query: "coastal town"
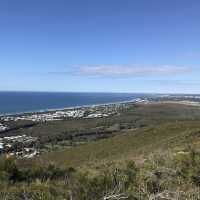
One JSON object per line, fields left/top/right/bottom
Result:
{"left": 0, "top": 102, "right": 134, "bottom": 158}
{"left": 0, "top": 101, "right": 132, "bottom": 122}
{"left": 0, "top": 122, "right": 8, "bottom": 132}
{"left": 2, "top": 109, "right": 86, "bottom": 122}
{"left": 0, "top": 134, "right": 39, "bottom": 158}
{"left": 0, "top": 96, "right": 199, "bottom": 160}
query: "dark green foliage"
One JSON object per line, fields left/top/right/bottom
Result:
{"left": 0, "top": 158, "right": 74, "bottom": 184}
{"left": 0, "top": 157, "right": 22, "bottom": 183}
{"left": 2, "top": 148, "right": 200, "bottom": 199}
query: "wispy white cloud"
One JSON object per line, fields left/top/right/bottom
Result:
{"left": 149, "top": 79, "right": 200, "bottom": 85}
{"left": 72, "top": 64, "right": 191, "bottom": 77}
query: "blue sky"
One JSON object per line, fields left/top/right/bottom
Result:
{"left": 0, "top": 0, "right": 200, "bottom": 93}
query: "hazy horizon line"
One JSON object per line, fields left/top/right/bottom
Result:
{"left": 0, "top": 90, "right": 200, "bottom": 95}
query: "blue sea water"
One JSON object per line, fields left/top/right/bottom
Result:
{"left": 0, "top": 92, "right": 146, "bottom": 115}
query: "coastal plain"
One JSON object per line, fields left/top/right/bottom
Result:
{"left": 2, "top": 99, "right": 200, "bottom": 199}
{"left": 1, "top": 100, "right": 200, "bottom": 166}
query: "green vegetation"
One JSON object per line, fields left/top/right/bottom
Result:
{"left": 2, "top": 146, "right": 200, "bottom": 199}
{"left": 36, "top": 120, "right": 200, "bottom": 167}
{"left": 2, "top": 103, "right": 200, "bottom": 199}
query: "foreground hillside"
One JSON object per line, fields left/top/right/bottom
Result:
{"left": 1, "top": 141, "right": 200, "bottom": 199}
{"left": 1, "top": 103, "right": 200, "bottom": 199}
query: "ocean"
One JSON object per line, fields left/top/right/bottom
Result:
{"left": 0, "top": 92, "right": 146, "bottom": 116}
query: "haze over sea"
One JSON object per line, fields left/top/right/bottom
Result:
{"left": 0, "top": 92, "right": 144, "bottom": 116}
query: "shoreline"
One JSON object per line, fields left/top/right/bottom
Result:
{"left": 0, "top": 98, "right": 139, "bottom": 117}
{"left": 1, "top": 98, "right": 200, "bottom": 118}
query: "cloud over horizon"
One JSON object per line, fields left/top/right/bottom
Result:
{"left": 50, "top": 65, "right": 192, "bottom": 77}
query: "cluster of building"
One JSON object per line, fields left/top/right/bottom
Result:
{"left": 85, "top": 105, "right": 118, "bottom": 118}
{"left": 0, "top": 135, "right": 39, "bottom": 158}
{"left": 84, "top": 113, "right": 110, "bottom": 119}
{"left": 1, "top": 110, "right": 86, "bottom": 122}
{"left": 0, "top": 123, "right": 8, "bottom": 132}
{"left": 134, "top": 98, "right": 149, "bottom": 103}
{"left": 1, "top": 104, "right": 121, "bottom": 122}
{"left": 84, "top": 103, "right": 121, "bottom": 119}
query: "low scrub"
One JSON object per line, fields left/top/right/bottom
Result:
{"left": 1, "top": 146, "right": 200, "bottom": 199}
